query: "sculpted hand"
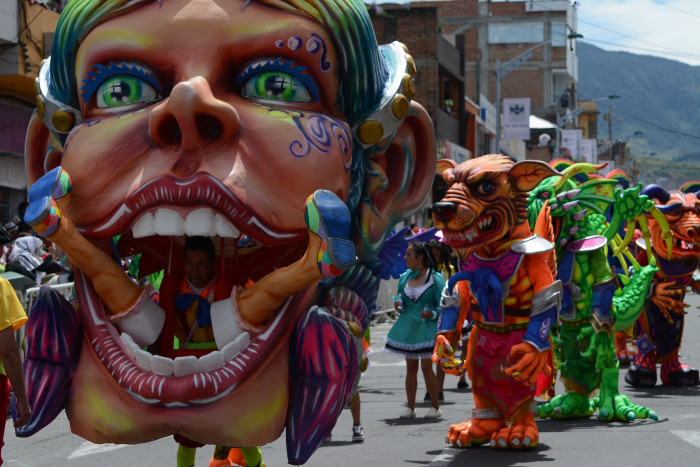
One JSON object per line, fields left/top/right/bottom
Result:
{"left": 433, "top": 333, "right": 465, "bottom": 375}
{"left": 651, "top": 282, "right": 685, "bottom": 321}
{"left": 504, "top": 342, "right": 551, "bottom": 385}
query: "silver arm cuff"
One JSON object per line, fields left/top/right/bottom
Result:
{"left": 531, "top": 280, "right": 563, "bottom": 317}
{"left": 440, "top": 284, "right": 461, "bottom": 308}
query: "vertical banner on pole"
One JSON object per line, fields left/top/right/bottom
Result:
{"left": 561, "top": 129, "right": 583, "bottom": 159}
{"left": 502, "top": 98, "right": 531, "bottom": 141}
{"left": 581, "top": 139, "right": 597, "bottom": 164}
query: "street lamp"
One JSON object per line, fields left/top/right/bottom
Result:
{"left": 495, "top": 32, "right": 583, "bottom": 154}
{"left": 554, "top": 93, "right": 620, "bottom": 158}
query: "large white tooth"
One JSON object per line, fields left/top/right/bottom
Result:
{"left": 134, "top": 349, "right": 152, "bottom": 372}
{"left": 132, "top": 212, "right": 155, "bottom": 239}
{"left": 173, "top": 355, "right": 199, "bottom": 377}
{"left": 151, "top": 355, "right": 174, "bottom": 376}
{"left": 222, "top": 332, "right": 250, "bottom": 361}
{"left": 215, "top": 214, "right": 240, "bottom": 238}
{"left": 120, "top": 333, "right": 139, "bottom": 358}
{"left": 154, "top": 208, "right": 185, "bottom": 236}
{"left": 198, "top": 350, "right": 225, "bottom": 372}
{"left": 186, "top": 208, "right": 215, "bottom": 236}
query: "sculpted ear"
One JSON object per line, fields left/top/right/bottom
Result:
{"left": 507, "top": 160, "right": 559, "bottom": 193}
{"left": 25, "top": 112, "right": 63, "bottom": 187}
{"left": 436, "top": 159, "right": 458, "bottom": 185}
{"left": 353, "top": 101, "right": 436, "bottom": 261}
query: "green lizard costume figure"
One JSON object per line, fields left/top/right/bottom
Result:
{"left": 526, "top": 162, "right": 669, "bottom": 421}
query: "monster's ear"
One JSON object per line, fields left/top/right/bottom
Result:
{"left": 25, "top": 112, "right": 63, "bottom": 187}
{"left": 507, "top": 160, "right": 559, "bottom": 193}
{"left": 353, "top": 101, "right": 436, "bottom": 261}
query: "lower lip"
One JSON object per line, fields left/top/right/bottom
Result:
{"left": 74, "top": 268, "right": 304, "bottom": 406}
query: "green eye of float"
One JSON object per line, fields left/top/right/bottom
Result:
{"left": 96, "top": 75, "right": 158, "bottom": 108}
{"left": 242, "top": 71, "right": 311, "bottom": 102}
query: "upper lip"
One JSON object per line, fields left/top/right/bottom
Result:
{"left": 76, "top": 173, "right": 306, "bottom": 246}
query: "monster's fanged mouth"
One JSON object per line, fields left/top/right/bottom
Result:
{"left": 674, "top": 237, "right": 698, "bottom": 251}
{"left": 73, "top": 174, "right": 311, "bottom": 406}
{"left": 443, "top": 215, "right": 500, "bottom": 247}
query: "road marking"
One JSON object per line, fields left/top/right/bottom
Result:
{"left": 68, "top": 441, "right": 129, "bottom": 459}
{"left": 428, "top": 448, "right": 457, "bottom": 466}
{"left": 368, "top": 361, "right": 405, "bottom": 367}
{"left": 671, "top": 430, "right": 700, "bottom": 449}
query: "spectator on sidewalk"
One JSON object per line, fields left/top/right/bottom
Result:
{"left": 384, "top": 242, "right": 445, "bottom": 419}
{"left": 0, "top": 225, "right": 31, "bottom": 464}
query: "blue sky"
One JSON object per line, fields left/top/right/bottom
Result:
{"left": 373, "top": 0, "right": 700, "bottom": 66}
{"left": 576, "top": 0, "right": 700, "bottom": 66}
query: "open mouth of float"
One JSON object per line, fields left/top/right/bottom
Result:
{"left": 442, "top": 214, "right": 501, "bottom": 248}
{"left": 74, "top": 173, "right": 309, "bottom": 407}
{"left": 668, "top": 234, "right": 700, "bottom": 258}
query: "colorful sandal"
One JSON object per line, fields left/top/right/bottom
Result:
{"left": 25, "top": 166, "right": 72, "bottom": 237}
{"left": 304, "top": 190, "right": 355, "bottom": 277}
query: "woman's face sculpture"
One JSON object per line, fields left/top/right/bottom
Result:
{"left": 25, "top": 0, "right": 437, "bottom": 454}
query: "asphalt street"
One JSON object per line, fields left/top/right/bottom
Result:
{"left": 4, "top": 292, "right": 700, "bottom": 466}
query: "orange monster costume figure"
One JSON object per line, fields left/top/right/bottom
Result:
{"left": 626, "top": 183, "right": 700, "bottom": 387}
{"left": 16, "top": 0, "right": 437, "bottom": 465}
{"left": 432, "top": 155, "right": 562, "bottom": 449}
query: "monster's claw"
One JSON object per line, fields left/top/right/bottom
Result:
{"left": 25, "top": 166, "right": 72, "bottom": 237}
{"left": 305, "top": 190, "right": 355, "bottom": 277}
{"left": 648, "top": 410, "right": 659, "bottom": 421}
{"left": 537, "top": 393, "right": 594, "bottom": 419}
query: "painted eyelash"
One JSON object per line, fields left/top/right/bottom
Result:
{"left": 80, "top": 61, "right": 163, "bottom": 104}
{"left": 236, "top": 58, "right": 320, "bottom": 102}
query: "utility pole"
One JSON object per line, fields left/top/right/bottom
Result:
{"left": 605, "top": 104, "right": 613, "bottom": 140}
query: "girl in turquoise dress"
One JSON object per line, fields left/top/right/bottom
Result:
{"left": 385, "top": 242, "right": 445, "bottom": 418}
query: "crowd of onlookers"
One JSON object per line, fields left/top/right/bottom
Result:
{"left": 1, "top": 202, "right": 71, "bottom": 285}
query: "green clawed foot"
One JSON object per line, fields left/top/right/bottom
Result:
{"left": 594, "top": 393, "right": 657, "bottom": 422}
{"left": 536, "top": 392, "right": 594, "bottom": 419}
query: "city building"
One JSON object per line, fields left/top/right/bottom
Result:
{"left": 375, "top": 0, "right": 583, "bottom": 161}
{"left": 0, "top": 0, "right": 60, "bottom": 222}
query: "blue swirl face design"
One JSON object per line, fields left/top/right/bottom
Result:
{"left": 237, "top": 58, "right": 320, "bottom": 103}
{"left": 80, "top": 62, "right": 163, "bottom": 108}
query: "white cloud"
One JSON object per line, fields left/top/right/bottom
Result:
{"left": 575, "top": 0, "right": 700, "bottom": 65}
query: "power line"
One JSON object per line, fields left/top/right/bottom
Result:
{"left": 576, "top": 16, "right": 700, "bottom": 62}
{"left": 577, "top": 92, "right": 700, "bottom": 141}
{"left": 533, "top": 1, "right": 700, "bottom": 65}
{"left": 613, "top": 108, "right": 700, "bottom": 141}
{"left": 581, "top": 38, "right": 700, "bottom": 64}
{"left": 651, "top": 0, "right": 700, "bottom": 21}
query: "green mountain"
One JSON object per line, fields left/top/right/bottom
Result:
{"left": 577, "top": 42, "right": 700, "bottom": 173}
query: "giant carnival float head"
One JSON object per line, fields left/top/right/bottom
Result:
{"left": 639, "top": 182, "right": 700, "bottom": 270}
{"left": 20, "top": 0, "right": 436, "bottom": 463}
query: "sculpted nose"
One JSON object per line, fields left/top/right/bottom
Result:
{"left": 148, "top": 77, "right": 241, "bottom": 151}
{"left": 432, "top": 202, "right": 457, "bottom": 222}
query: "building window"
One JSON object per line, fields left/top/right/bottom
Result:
{"left": 552, "top": 70, "right": 570, "bottom": 107}
{"left": 488, "top": 23, "right": 544, "bottom": 44}
{"left": 551, "top": 23, "right": 567, "bottom": 47}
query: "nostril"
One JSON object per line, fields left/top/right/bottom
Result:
{"left": 195, "top": 114, "right": 223, "bottom": 142}
{"left": 157, "top": 114, "right": 182, "bottom": 146}
{"left": 432, "top": 202, "right": 457, "bottom": 221}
